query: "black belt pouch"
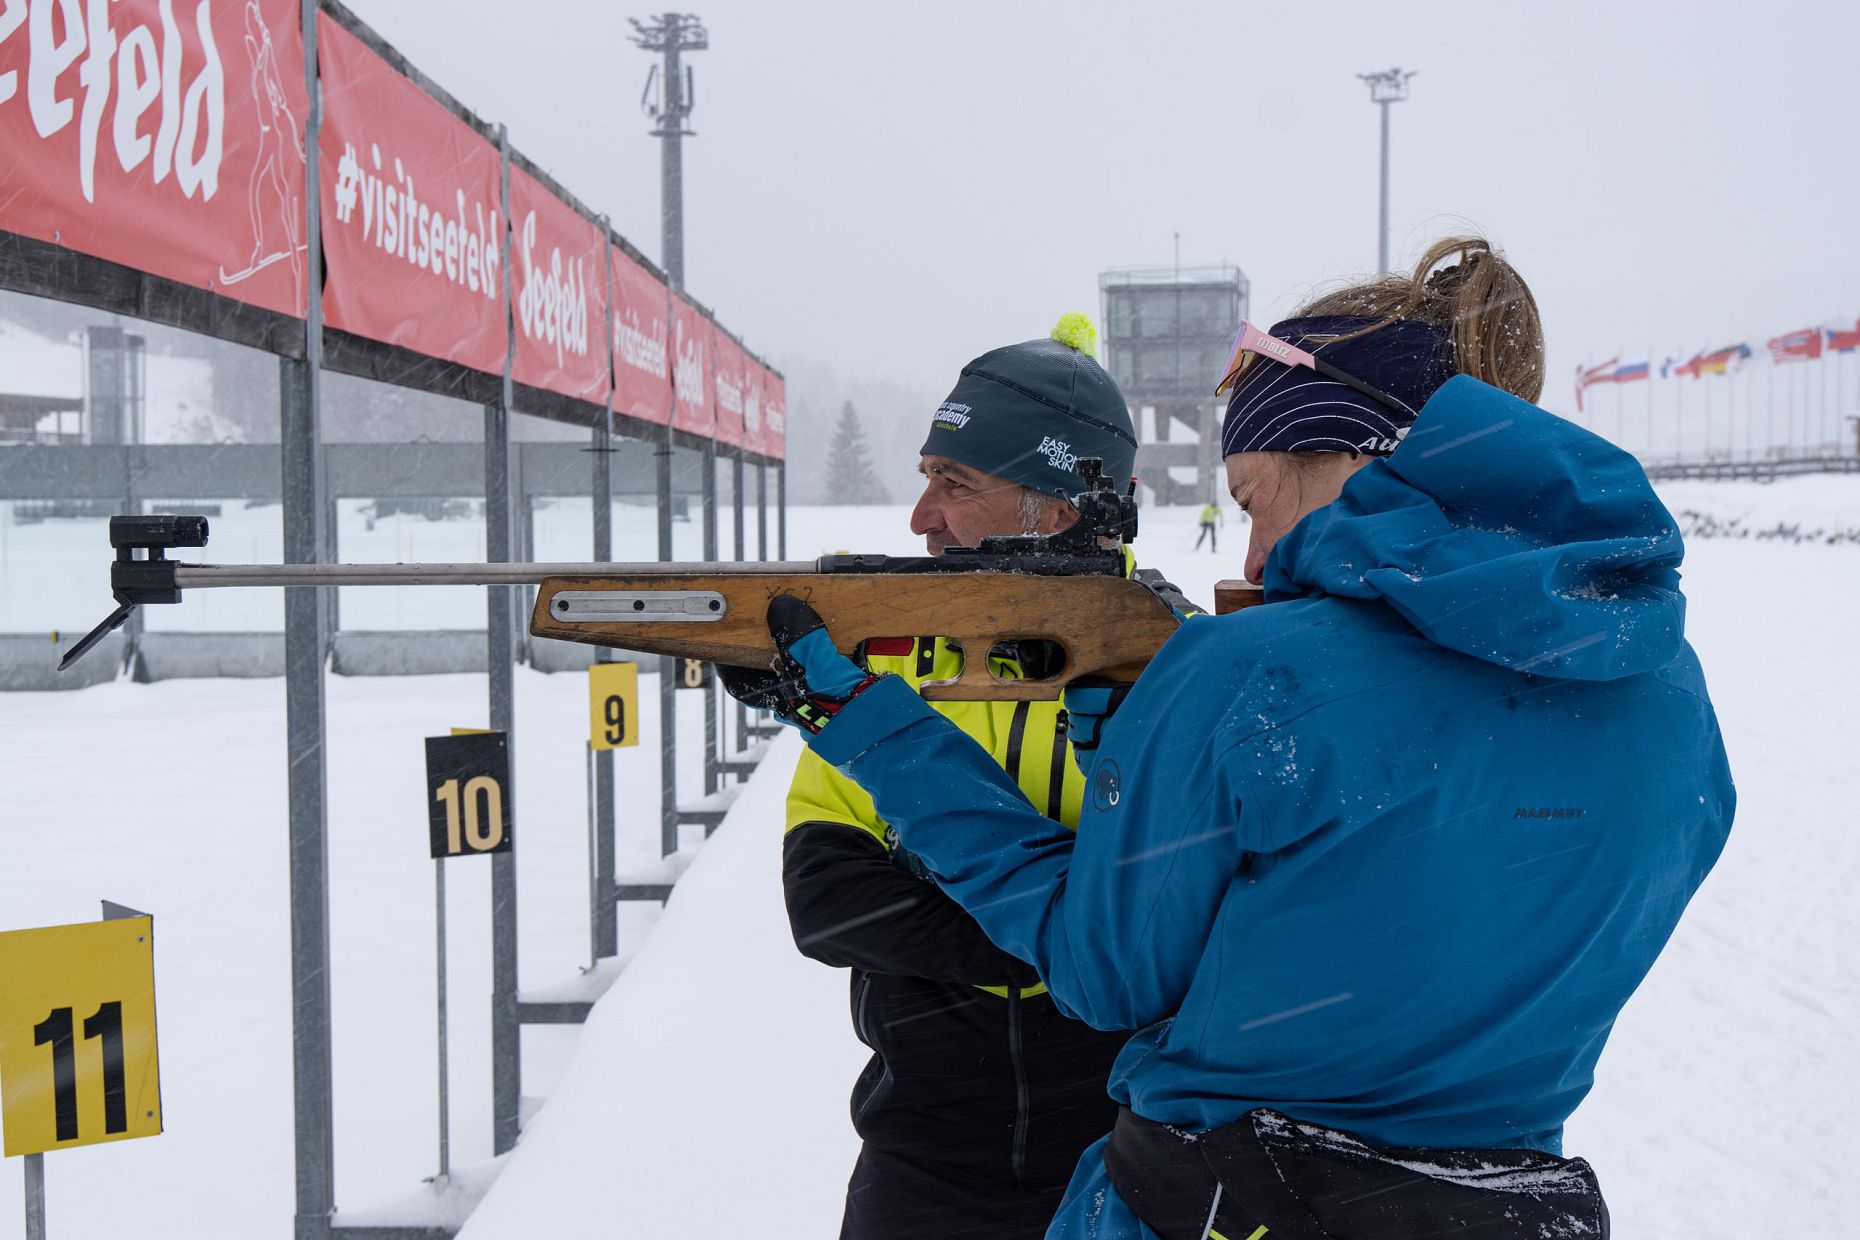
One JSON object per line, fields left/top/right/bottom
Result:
{"left": 1103, "top": 1106, "right": 1609, "bottom": 1240}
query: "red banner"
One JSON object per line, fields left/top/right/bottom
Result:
{"left": 510, "top": 167, "right": 606, "bottom": 404}
{"left": 0, "top": 0, "right": 309, "bottom": 318}
{"left": 761, "top": 370, "right": 786, "bottom": 461}
{"left": 670, "top": 296, "right": 713, "bottom": 436}
{"left": 710, "top": 328, "right": 748, "bottom": 450}
{"left": 317, "top": 13, "right": 503, "bottom": 374}
{"left": 740, "top": 360, "right": 765, "bottom": 457}
{"left": 609, "top": 243, "right": 670, "bottom": 426}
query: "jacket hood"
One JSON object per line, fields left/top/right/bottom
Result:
{"left": 1264, "top": 375, "right": 1687, "bottom": 681}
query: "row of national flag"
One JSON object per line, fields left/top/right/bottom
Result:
{"left": 1575, "top": 316, "right": 1860, "bottom": 410}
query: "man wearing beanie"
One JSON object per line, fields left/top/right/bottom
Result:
{"left": 778, "top": 315, "right": 1139, "bottom": 1240}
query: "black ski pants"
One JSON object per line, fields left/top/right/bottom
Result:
{"left": 840, "top": 1144, "right": 1067, "bottom": 1240}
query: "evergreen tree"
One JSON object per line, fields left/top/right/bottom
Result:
{"left": 824, "top": 400, "right": 890, "bottom": 504}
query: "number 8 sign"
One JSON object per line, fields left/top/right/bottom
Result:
{"left": 0, "top": 917, "right": 162, "bottom": 1156}
{"left": 425, "top": 732, "right": 513, "bottom": 858}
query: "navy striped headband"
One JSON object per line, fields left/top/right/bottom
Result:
{"left": 1220, "top": 315, "right": 1455, "bottom": 457}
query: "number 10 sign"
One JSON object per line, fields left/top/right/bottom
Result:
{"left": 0, "top": 916, "right": 162, "bottom": 1157}
{"left": 425, "top": 732, "right": 513, "bottom": 859}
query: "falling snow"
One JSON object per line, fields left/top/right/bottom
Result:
{"left": 0, "top": 493, "right": 1853, "bottom": 1237}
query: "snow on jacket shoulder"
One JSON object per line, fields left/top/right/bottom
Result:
{"left": 815, "top": 375, "right": 1734, "bottom": 1164}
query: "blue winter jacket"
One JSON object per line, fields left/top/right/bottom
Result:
{"left": 809, "top": 375, "right": 1734, "bottom": 1238}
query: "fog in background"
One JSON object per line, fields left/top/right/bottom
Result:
{"left": 348, "top": 0, "right": 1859, "bottom": 497}
{"left": 9, "top": 0, "right": 1854, "bottom": 498}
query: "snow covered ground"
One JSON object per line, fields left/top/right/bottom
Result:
{"left": 0, "top": 486, "right": 1856, "bottom": 1238}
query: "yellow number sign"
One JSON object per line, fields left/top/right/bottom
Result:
{"left": 0, "top": 917, "right": 162, "bottom": 1157}
{"left": 589, "top": 662, "right": 640, "bottom": 751}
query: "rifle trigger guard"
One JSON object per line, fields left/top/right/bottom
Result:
{"left": 549, "top": 590, "right": 728, "bottom": 622}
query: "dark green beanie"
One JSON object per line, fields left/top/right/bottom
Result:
{"left": 920, "top": 316, "right": 1137, "bottom": 497}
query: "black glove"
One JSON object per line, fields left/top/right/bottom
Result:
{"left": 1133, "top": 567, "right": 1206, "bottom": 620}
{"left": 717, "top": 595, "right": 883, "bottom": 735}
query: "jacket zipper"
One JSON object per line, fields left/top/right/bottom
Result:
{"left": 1007, "top": 983, "right": 1030, "bottom": 1188}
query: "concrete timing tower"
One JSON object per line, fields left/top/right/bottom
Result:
{"left": 1101, "top": 263, "right": 1250, "bottom": 507}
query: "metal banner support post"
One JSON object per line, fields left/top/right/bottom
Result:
{"left": 757, "top": 461, "right": 768, "bottom": 558}
{"left": 24, "top": 1153, "right": 44, "bottom": 1240}
{"left": 731, "top": 454, "right": 747, "bottom": 757}
{"left": 585, "top": 742, "right": 599, "bottom": 967}
{"left": 488, "top": 123, "right": 522, "bottom": 1157}
{"left": 434, "top": 860, "right": 450, "bottom": 1186}
{"left": 288, "top": 3, "right": 335, "bottom": 1237}
{"left": 590, "top": 223, "right": 617, "bottom": 959}
{"left": 656, "top": 434, "right": 677, "bottom": 859}
{"left": 701, "top": 444, "right": 719, "bottom": 796}
{"left": 778, "top": 461, "right": 788, "bottom": 558}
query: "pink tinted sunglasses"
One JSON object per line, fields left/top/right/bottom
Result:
{"left": 1217, "top": 320, "right": 1411, "bottom": 418}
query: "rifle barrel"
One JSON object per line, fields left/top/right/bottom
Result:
{"left": 169, "top": 561, "right": 818, "bottom": 589}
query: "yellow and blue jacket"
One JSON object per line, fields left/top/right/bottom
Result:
{"left": 783, "top": 635, "right": 1130, "bottom": 1191}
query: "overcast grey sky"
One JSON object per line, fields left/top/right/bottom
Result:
{"left": 360, "top": 0, "right": 1860, "bottom": 416}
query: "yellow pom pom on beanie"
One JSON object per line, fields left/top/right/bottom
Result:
{"left": 1050, "top": 312, "right": 1098, "bottom": 359}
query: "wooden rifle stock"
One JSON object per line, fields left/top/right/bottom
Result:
{"left": 1213, "top": 580, "right": 1266, "bottom": 615}
{"left": 530, "top": 570, "right": 1190, "bottom": 702}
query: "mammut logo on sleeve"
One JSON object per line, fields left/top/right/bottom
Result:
{"left": 1514, "top": 807, "right": 1586, "bottom": 820}
{"left": 1091, "top": 759, "right": 1122, "bottom": 811}
{"left": 931, "top": 402, "right": 972, "bottom": 430}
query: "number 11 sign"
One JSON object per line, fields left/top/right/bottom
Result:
{"left": 0, "top": 916, "right": 162, "bottom": 1157}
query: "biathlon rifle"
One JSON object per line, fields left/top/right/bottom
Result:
{"left": 58, "top": 458, "right": 1261, "bottom": 701}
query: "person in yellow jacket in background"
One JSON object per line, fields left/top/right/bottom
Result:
{"left": 1194, "top": 498, "right": 1223, "bottom": 551}
{"left": 780, "top": 317, "right": 1138, "bottom": 1239}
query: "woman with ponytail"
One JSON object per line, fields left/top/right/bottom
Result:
{"left": 745, "top": 236, "right": 1733, "bottom": 1238}
{"left": 1221, "top": 238, "right": 1548, "bottom": 587}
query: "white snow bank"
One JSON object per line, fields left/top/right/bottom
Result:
{"left": 457, "top": 730, "right": 866, "bottom": 1240}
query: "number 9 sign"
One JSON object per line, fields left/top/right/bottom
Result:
{"left": 588, "top": 662, "right": 640, "bottom": 751}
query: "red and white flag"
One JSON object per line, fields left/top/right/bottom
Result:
{"left": 1574, "top": 358, "right": 1618, "bottom": 412}
{"left": 1767, "top": 327, "right": 1823, "bottom": 364}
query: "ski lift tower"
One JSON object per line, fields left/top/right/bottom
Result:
{"left": 1101, "top": 263, "right": 1249, "bottom": 506}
